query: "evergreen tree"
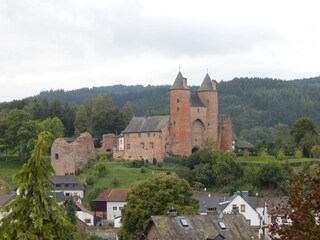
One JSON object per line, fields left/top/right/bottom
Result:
{"left": 65, "top": 196, "right": 77, "bottom": 225}
{"left": 0, "top": 132, "right": 80, "bottom": 240}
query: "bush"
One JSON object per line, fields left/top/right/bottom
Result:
{"left": 276, "top": 149, "right": 286, "bottom": 160}
{"left": 124, "top": 159, "right": 144, "bottom": 168}
{"left": 112, "top": 178, "right": 119, "bottom": 186}
{"left": 156, "top": 162, "right": 163, "bottom": 168}
{"left": 294, "top": 148, "right": 303, "bottom": 159}
{"left": 94, "top": 163, "right": 107, "bottom": 177}
{"left": 86, "top": 175, "right": 96, "bottom": 186}
{"left": 140, "top": 166, "right": 146, "bottom": 173}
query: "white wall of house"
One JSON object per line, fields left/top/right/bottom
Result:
{"left": 114, "top": 216, "right": 122, "bottom": 228}
{"left": 59, "top": 190, "right": 84, "bottom": 199}
{"left": 106, "top": 201, "right": 126, "bottom": 221}
{"left": 223, "top": 195, "right": 260, "bottom": 227}
{"left": 76, "top": 211, "right": 94, "bottom": 226}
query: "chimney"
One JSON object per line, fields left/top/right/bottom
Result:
{"left": 241, "top": 190, "right": 249, "bottom": 202}
{"left": 168, "top": 208, "right": 177, "bottom": 217}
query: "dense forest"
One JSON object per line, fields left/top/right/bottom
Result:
{"left": 1, "top": 76, "right": 320, "bottom": 144}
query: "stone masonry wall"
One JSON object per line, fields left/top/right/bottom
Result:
{"left": 51, "top": 132, "right": 96, "bottom": 175}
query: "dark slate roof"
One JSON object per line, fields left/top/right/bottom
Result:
{"left": 123, "top": 116, "right": 169, "bottom": 133}
{"left": 170, "top": 71, "right": 189, "bottom": 90}
{"left": 142, "top": 214, "right": 258, "bottom": 240}
{"left": 193, "top": 191, "right": 230, "bottom": 213}
{"left": 198, "top": 73, "right": 215, "bottom": 91}
{"left": 190, "top": 93, "right": 205, "bottom": 107}
{"left": 236, "top": 140, "right": 255, "bottom": 149}
{"left": 46, "top": 191, "right": 66, "bottom": 203}
{"left": 48, "top": 175, "right": 85, "bottom": 191}
{"left": 0, "top": 192, "right": 16, "bottom": 206}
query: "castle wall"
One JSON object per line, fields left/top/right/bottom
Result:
{"left": 169, "top": 90, "right": 191, "bottom": 156}
{"left": 198, "top": 90, "right": 219, "bottom": 144}
{"left": 100, "top": 134, "right": 117, "bottom": 152}
{"left": 218, "top": 115, "right": 233, "bottom": 151}
{"left": 51, "top": 132, "right": 96, "bottom": 175}
{"left": 116, "top": 125, "right": 169, "bottom": 161}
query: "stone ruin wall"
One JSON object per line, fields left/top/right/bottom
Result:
{"left": 51, "top": 132, "right": 96, "bottom": 175}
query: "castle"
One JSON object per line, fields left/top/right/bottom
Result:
{"left": 51, "top": 71, "right": 232, "bottom": 175}
{"left": 113, "top": 71, "right": 233, "bottom": 161}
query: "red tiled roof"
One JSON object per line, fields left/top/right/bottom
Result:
{"left": 94, "top": 188, "right": 130, "bottom": 202}
{"left": 75, "top": 201, "right": 94, "bottom": 215}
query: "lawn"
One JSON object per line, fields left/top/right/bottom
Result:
{"left": 77, "top": 161, "right": 174, "bottom": 189}
{"left": 0, "top": 156, "right": 22, "bottom": 182}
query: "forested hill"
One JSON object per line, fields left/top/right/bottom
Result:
{"left": 1, "top": 77, "right": 320, "bottom": 142}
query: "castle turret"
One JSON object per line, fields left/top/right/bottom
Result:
{"left": 197, "top": 73, "right": 219, "bottom": 144}
{"left": 168, "top": 72, "right": 191, "bottom": 155}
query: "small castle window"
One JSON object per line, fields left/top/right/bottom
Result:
{"left": 149, "top": 142, "right": 154, "bottom": 149}
{"left": 55, "top": 154, "right": 59, "bottom": 160}
{"left": 147, "top": 133, "right": 150, "bottom": 137}
{"left": 197, "top": 108, "right": 199, "bottom": 112}
{"left": 177, "top": 107, "right": 179, "bottom": 112}
{"left": 208, "top": 123, "right": 210, "bottom": 126}
{"left": 173, "top": 121, "right": 176, "bottom": 126}
{"left": 127, "top": 144, "right": 131, "bottom": 150}
{"left": 138, "top": 133, "right": 141, "bottom": 137}
{"left": 140, "top": 142, "right": 145, "bottom": 149}
{"left": 177, "top": 98, "right": 180, "bottom": 103}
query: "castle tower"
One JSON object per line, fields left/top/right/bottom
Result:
{"left": 168, "top": 71, "right": 192, "bottom": 155}
{"left": 197, "top": 73, "right": 219, "bottom": 145}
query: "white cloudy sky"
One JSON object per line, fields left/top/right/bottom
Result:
{"left": 1, "top": 0, "right": 320, "bottom": 102}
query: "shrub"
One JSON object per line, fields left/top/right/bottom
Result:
{"left": 86, "top": 175, "right": 96, "bottom": 186}
{"left": 112, "top": 178, "right": 119, "bottom": 186}
{"left": 124, "top": 159, "right": 144, "bottom": 168}
{"left": 294, "top": 148, "right": 303, "bottom": 159}
{"left": 276, "top": 149, "right": 286, "bottom": 160}
{"left": 94, "top": 163, "right": 107, "bottom": 177}
{"left": 140, "top": 166, "right": 146, "bottom": 173}
{"left": 157, "top": 162, "right": 163, "bottom": 168}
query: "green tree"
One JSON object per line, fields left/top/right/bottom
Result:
{"left": 118, "top": 172, "right": 198, "bottom": 240}
{"left": 65, "top": 196, "right": 77, "bottom": 225}
{"left": 257, "top": 163, "right": 285, "bottom": 188}
{"left": 38, "top": 117, "right": 65, "bottom": 139}
{"left": 311, "top": 145, "right": 320, "bottom": 158}
{"left": 272, "top": 123, "right": 294, "bottom": 154}
{"left": 0, "top": 132, "right": 79, "bottom": 239}
{"left": 290, "top": 117, "right": 318, "bottom": 145}
{"left": 269, "top": 166, "right": 320, "bottom": 239}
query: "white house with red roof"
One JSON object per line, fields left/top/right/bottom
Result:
{"left": 93, "top": 188, "right": 130, "bottom": 221}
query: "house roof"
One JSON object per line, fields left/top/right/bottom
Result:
{"left": 236, "top": 140, "right": 255, "bottom": 149}
{"left": 46, "top": 191, "right": 66, "bottom": 203}
{"left": 198, "top": 73, "right": 215, "bottom": 92}
{"left": 266, "top": 197, "right": 289, "bottom": 214}
{"left": 48, "top": 175, "right": 85, "bottom": 191}
{"left": 193, "top": 191, "right": 230, "bottom": 213}
{"left": 0, "top": 192, "right": 16, "bottom": 206}
{"left": 123, "top": 116, "right": 169, "bottom": 133}
{"left": 141, "top": 214, "right": 258, "bottom": 240}
{"left": 190, "top": 93, "right": 206, "bottom": 107}
{"left": 170, "top": 71, "right": 189, "bottom": 90}
{"left": 75, "top": 201, "right": 94, "bottom": 215}
{"left": 94, "top": 188, "right": 130, "bottom": 202}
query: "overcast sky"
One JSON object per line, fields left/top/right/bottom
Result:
{"left": 1, "top": 0, "right": 320, "bottom": 102}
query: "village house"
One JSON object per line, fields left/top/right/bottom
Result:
{"left": 194, "top": 190, "right": 267, "bottom": 239}
{"left": 48, "top": 175, "right": 85, "bottom": 202}
{"left": 75, "top": 201, "right": 95, "bottom": 227}
{"left": 93, "top": 188, "right": 130, "bottom": 222}
{"left": 140, "top": 209, "right": 258, "bottom": 240}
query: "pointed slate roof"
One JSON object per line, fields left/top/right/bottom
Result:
{"left": 190, "top": 93, "right": 205, "bottom": 107}
{"left": 123, "top": 116, "right": 169, "bottom": 133}
{"left": 198, "top": 73, "right": 214, "bottom": 91}
{"left": 170, "top": 72, "right": 189, "bottom": 90}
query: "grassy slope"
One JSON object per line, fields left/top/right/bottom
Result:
{"left": 0, "top": 157, "right": 22, "bottom": 182}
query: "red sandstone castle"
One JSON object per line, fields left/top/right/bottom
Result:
{"left": 51, "top": 72, "right": 233, "bottom": 175}
{"left": 113, "top": 71, "right": 233, "bottom": 161}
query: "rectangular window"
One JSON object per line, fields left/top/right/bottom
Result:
{"left": 119, "top": 207, "right": 122, "bottom": 210}
{"left": 113, "top": 206, "right": 117, "bottom": 211}
{"left": 56, "top": 184, "right": 61, "bottom": 187}
{"left": 177, "top": 107, "right": 179, "bottom": 112}
{"left": 149, "top": 142, "right": 154, "bottom": 149}
{"left": 65, "top": 193, "right": 70, "bottom": 197}
{"left": 140, "top": 142, "right": 145, "bottom": 149}
{"left": 241, "top": 204, "right": 246, "bottom": 212}
{"left": 127, "top": 144, "right": 130, "bottom": 150}
{"left": 55, "top": 153, "right": 59, "bottom": 160}
{"left": 85, "top": 219, "right": 91, "bottom": 224}
{"left": 177, "top": 98, "right": 180, "bottom": 103}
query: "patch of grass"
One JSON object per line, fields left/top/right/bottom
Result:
{"left": 237, "top": 155, "right": 317, "bottom": 164}
{"left": 0, "top": 156, "right": 22, "bottom": 182}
